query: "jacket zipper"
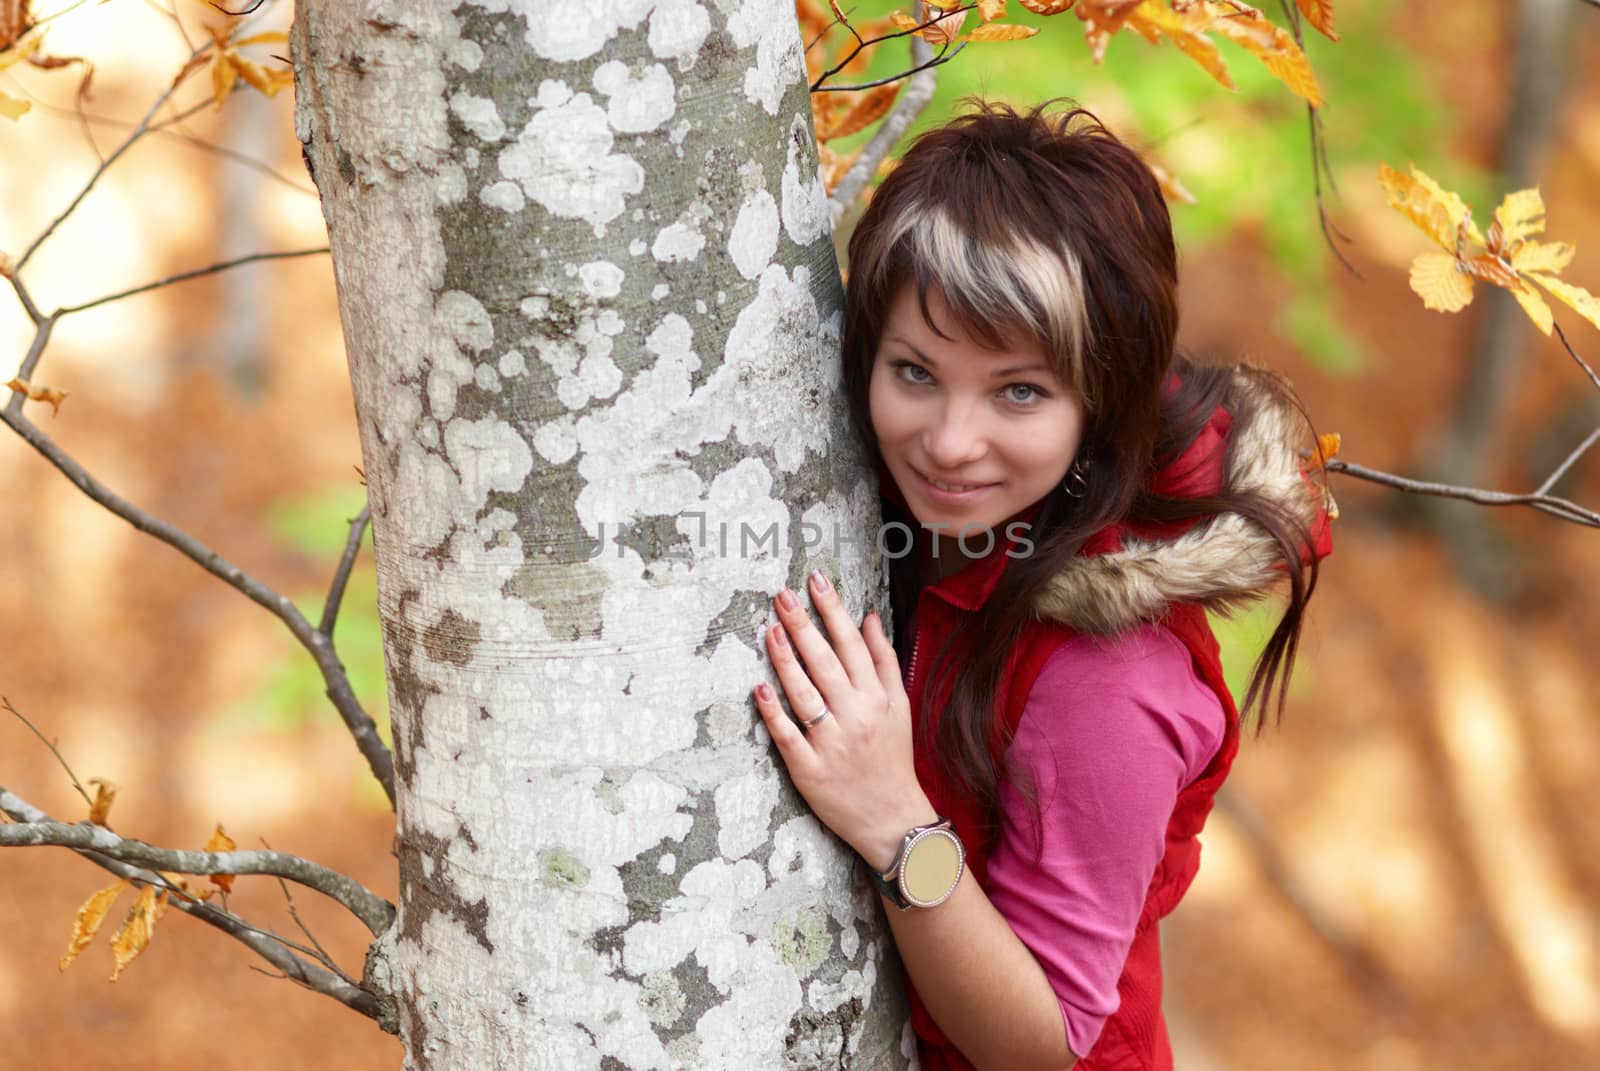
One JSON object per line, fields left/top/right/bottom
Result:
{"left": 903, "top": 604, "right": 923, "bottom": 698}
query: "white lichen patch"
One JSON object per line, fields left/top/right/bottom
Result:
{"left": 578, "top": 260, "right": 625, "bottom": 299}
{"left": 713, "top": 765, "right": 780, "bottom": 860}
{"left": 593, "top": 60, "right": 676, "bottom": 134}
{"left": 647, "top": 0, "right": 712, "bottom": 67}
{"left": 505, "top": 0, "right": 655, "bottom": 63}
{"left": 652, "top": 220, "right": 705, "bottom": 263}
{"left": 499, "top": 85, "right": 643, "bottom": 236}
{"left": 499, "top": 349, "right": 527, "bottom": 377}
{"left": 726, "top": 0, "right": 806, "bottom": 116}
{"left": 781, "top": 113, "right": 829, "bottom": 248}
{"left": 527, "top": 289, "right": 626, "bottom": 411}
{"left": 481, "top": 180, "right": 526, "bottom": 213}
{"left": 729, "top": 188, "right": 779, "bottom": 280}
{"left": 449, "top": 90, "right": 506, "bottom": 141}
{"left": 650, "top": 283, "right": 669, "bottom": 300}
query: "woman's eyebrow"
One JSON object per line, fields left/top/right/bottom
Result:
{"left": 884, "top": 335, "right": 1053, "bottom": 378}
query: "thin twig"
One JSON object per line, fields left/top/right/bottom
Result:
{"left": 1325, "top": 458, "right": 1600, "bottom": 527}
{"left": 812, "top": 42, "right": 965, "bottom": 94}
{"left": 320, "top": 506, "right": 371, "bottom": 637}
{"left": 1553, "top": 322, "right": 1600, "bottom": 394}
{"left": 56, "top": 247, "right": 329, "bottom": 317}
{"left": 5, "top": 314, "right": 58, "bottom": 419}
{"left": 13, "top": 42, "right": 211, "bottom": 275}
{"left": 829, "top": 33, "right": 939, "bottom": 216}
{"left": 0, "top": 787, "right": 391, "bottom": 1027}
{"left": 809, "top": 3, "right": 973, "bottom": 91}
{"left": 0, "top": 409, "right": 398, "bottom": 806}
{"left": 1536, "top": 427, "right": 1600, "bottom": 495}
{"left": 1, "top": 697, "right": 93, "bottom": 808}
{"left": 263, "top": 833, "right": 360, "bottom": 987}
{"left": 0, "top": 801, "right": 394, "bottom": 936}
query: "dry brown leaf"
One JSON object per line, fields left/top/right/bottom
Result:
{"left": 210, "top": 49, "right": 238, "bottom": 108}
{"left": 59, "top": 880, "right": 128, "bottom": 972}
{"left": 4, "top": 376, "right": 68, "bottom": 415}
{"left": 109, "top": 885, "right": 159, "bottom": 981}
{"left": 918, "top": 3, "right": 970, "bottom": 45}
{"left": 1075, "top": 0, "right": 1143, "bottom": 62}
{"left": 87, "top": 777, "right": 117, "bottom": 825}
{"left": 818, "top": 81, "right": 901, "bottom": 140}
{"left": 1018, "top": 0, "right": 1078, "bottom": 14}
{"left": 978, "top": 0, "right": 1008, "bottom": 21}
{"left": 1295, "top": 0, "right": 1337, "bottom": 40}
{"left": 967, "top": 22, "right": 1039, "bottom": 40}
{"left": 0, "top": 250, "right": 13, "bottom": 277}
{"left": 205, "top": 824, "right": 237, "bottom": 894}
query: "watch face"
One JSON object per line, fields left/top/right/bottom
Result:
{"left": 903, "top": 829, "right": 962, "bottom": 905}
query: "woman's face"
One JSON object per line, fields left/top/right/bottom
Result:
{"left": 868, "top": 282, "right": 1086, "bottom": 538}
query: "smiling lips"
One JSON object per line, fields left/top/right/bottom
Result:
{"left": 914, "top": 466, "right": 997, "bottom": 497}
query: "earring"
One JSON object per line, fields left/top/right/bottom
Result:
{"left": 1062, "top": 457, "right": 1089, "bottom": 499}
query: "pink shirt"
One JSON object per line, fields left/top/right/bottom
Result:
{"left": 984, "top": 623, "right": 1226, "bottom": 1058}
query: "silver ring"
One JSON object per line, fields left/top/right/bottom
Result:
{"left": 799, "top": 707, "right": 832, "bottom": 730}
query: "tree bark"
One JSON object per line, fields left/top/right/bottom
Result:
{"left": 291, "top": 2, "right": 908, "bottom": 1068}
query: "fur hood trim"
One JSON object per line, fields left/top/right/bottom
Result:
{"left": 1032, "top": 365, "right": 1333, "bottom": 636}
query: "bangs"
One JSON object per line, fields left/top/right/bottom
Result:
{"left": 876, "top": 202, "right": 1094, "bottom": 406}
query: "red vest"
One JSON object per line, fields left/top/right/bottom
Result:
{"left": 896, "top": 516, "right": 1240, "bottom": 1071}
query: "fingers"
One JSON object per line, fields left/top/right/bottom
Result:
{"left": 804, "top": 570, "right": 878, "bottom": 691}
{"left": 861, "top": 611, "right": 908, "bottom": 701}
{"left": 751, "top": 681, "right": 814, "bottom": 767}
{"left": 765, "top": 620, "right": 836, "bottom": 735}
{"left": 771, "top": 585, "right": 853, "bottom": 706}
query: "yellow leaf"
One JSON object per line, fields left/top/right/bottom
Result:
{"left": 979, "top": 0, "right": 1008, "bottom": 21}
{"left": 210, "top": 51, "right": 237, "bottom": 109}
{"left": 1529, "top": 273, "right": 1600, "bottom": 333}
{"left": 4, "top": 376, "right": 68, "bottom": 415}
{"left": 1203, "top": 2, "right": 1322, "bottom": 108}
{"left": 109, "top": 885, "right": 159, "bottom": 981}
{"left": 1409, "top": 252, "right": 1474, "bottom": 313}
{"left": 1511, "top": 280, "right": 1554, "bottom": 336}
{"left": 889, "top": 10, "right": 921, "bottom": 33}
{"left": 204, "top": 824, "right": 237, "bottom": 894}
{"left": 966, "top": 22, "right": 1039, "bottom": 40}
{"left": 1134, "top": 3, "right": 1233, "bottom": 90}
{"left": 59, "top": 880, "right": 128, "bottom": 972}
{"left": 1378, "top": 162, "right": 1483, "bottom": 252}
{"left": 1510, "top": 239, "right": 1574, "bottom": 276}
{"left": 0, "top": 91, "right": 28, "bottom": 120}
{"left": 231, "top": 31, "right": 289, "bottom": 48}
{"left": 1148, "top": 161, "right": 1197, "bottom": 205}
{"left": 1492, "top": 187, "right": 1545, "bottom": 249}
{"left": 0, "top": 32, "right": 43, "bottom": 73}
{"left": 1295, "top": 0, "right": 1338, "bottom": 40}
{"left": 88, "top": 777, "right": 117, "bottom": 825}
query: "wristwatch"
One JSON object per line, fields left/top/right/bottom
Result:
{"left": 868, "top": 817, "right": 965, "bottom": 910}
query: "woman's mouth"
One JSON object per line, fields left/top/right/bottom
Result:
{"left": 912, "top": 466, "right": 996, "bottom": 502}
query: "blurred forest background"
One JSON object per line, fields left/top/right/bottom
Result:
{"left": 3, "top": 0, "right": 1599, "bottom": 1067}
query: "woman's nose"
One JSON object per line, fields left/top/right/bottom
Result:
{"left": 923, "top": 402, "right": 987, "bottom": 468}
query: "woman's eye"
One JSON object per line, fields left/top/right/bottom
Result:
{"left": 1003, "top": 383, "right": 1045, "bottom": 405}
{"left": 894, "top": 361, "right": 933, "bottom": 385}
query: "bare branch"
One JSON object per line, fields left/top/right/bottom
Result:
{"left": 1325, "top": 458, "right": 1600, "bottom": 527}
{"left": 1536, "top": 427, "right": 1600, "bottom": 496}
{"left": 829, "top": 33, "right": 938, "bottom": 217}
{"left": 12, "top": 42, "right": 211, "bottom": 276}
{"left": 0, "top": 787, "right": 393, "bottom": 1028}
{"left": 264, "top": 836, "right": 362, "bottom": 988}
{"left": 0, "top": 797, "right": 393, "bottom": 935}
{"left": 321, "top": 505, "right": 371, "bottom": 637}
{"left": 811, "top": 41, "right": 965, "bottom": 94}
{"left": 1553, "top": 322, "right": 1600, "bottom": 394}
{"left": 0, "top": 409, "right": 398, "bottom": 806}
{"left": 809, "top": 3, "right": 973, "bottom": 92}
{"left": 4, "top": 315, "right": 56, "bottom": 421}
{"left": 2, "top": 697, "right": 93, "bottom": 809}
{"left": 55, "top": 247, "right": 329, "bottom": 317}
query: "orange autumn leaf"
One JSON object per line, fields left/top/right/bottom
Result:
{"left": 1308, "top": 432, "right": 1341, "bottom": 470}
{"left": 1295, "top": 0, "right": 1338, "bottom": 41}
{"left": 1201, "top": 2, "right": 1322, "bottom": 108}
{"left": 978, "top": 0, "right": 1008, "bottom": 20}
{"left": 109, "top": 885, "right": 160, "bottom": 981}
{"left": 87, "top": 777, "right": 117, "bottom": 826}
{"left": 5, "top": 376, "right": 68, "bottom": 416}
{"left": 1147, "top": 160, "right": 1196, "bottom": 205}
{"left": 204, "top": 824, "right": 238, "bottom": 894}
{"left": 817, "top": 81, "right": 901, "bottom": 141}
{"left": 1018, "top": 0, "right": 1078, "bottom": 12}
{"left": 59, "top": 880, "right": 128, "bottom": 972}
{"left": 966, "top": 22, "right": 1039, "bottom": 41}
{"left": 1381, "top": 164, "right": 1600, "bottom": 336}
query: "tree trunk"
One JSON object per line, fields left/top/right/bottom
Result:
{"left": 291, "top": 2, "right": 909, "bottom": 1068}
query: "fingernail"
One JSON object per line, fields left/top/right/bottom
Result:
{"left": 777, "top": 589, "right": 799, "bottom": 611}
{"left": 770, "top": 624, "right": 788, "bottom": 649}
{"left": 755, "top": 682, "right": 773, "bottom": 701}
{"left": 810, "top": 569, "right": 831, "bottom": 594}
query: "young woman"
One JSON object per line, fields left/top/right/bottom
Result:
{"left": 750, "top": 102, "right": 1334, "bottom": 1071}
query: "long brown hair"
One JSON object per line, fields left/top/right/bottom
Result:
{"left": 841, "top": 100, "right": 1320, "bottom": 847}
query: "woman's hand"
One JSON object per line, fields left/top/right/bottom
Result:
{"left": 751, "top": 570, "right": 939, "bottom": 873}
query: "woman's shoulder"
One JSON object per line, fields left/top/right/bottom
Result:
{"left": 1014, "top": 622, "right": 1226, "bottom": 787}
